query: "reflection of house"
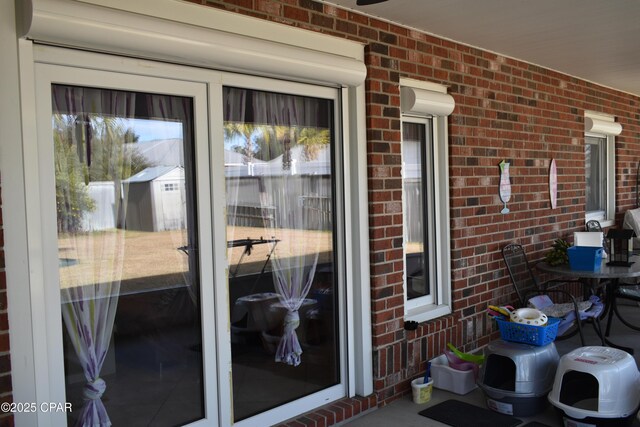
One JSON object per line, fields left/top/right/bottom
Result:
{"left": 123, "top": 166, "right": 186, "bottom": 231}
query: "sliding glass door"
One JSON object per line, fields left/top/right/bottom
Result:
{"left": 223, "top": 86, "right": 341, "bottom": 421}
{"left": 52, "top": 85, "right": 205, "bottom": 426}
{"left": 34, "top": 50, "right": 345, "bottom": 427}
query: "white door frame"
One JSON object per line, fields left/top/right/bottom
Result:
{"left": 15, "top": 43, "right": 364, "bottom": 426}
{"left": 32, "top": 50, "right": 217, "bottom": 427}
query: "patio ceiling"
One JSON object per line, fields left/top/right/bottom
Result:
{"left": 324, "top": 0, "right": 640, "bottom": 97}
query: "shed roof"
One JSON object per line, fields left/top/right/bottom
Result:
{"left": 124, "top": 166, "right": 180, "bottom": 183}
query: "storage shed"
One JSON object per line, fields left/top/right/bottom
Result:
{"left": 123, "top": 166, "right": 186, "bottom": 231}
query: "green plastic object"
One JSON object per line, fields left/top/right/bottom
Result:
{"left": 447, "top": 343, "right": 484, "bottom": 365}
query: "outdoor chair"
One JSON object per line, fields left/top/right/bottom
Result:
{"left": 585, "top": 219, "right": 604, "bottom": 232}
{"left": 501, "top": 243, "right": 605, "bottom": 346}
{"left": 603, "top": 211, "right": 640, "bottom": 334}
{"left": 585, "top": 219, "right": 609, "bottom": 254}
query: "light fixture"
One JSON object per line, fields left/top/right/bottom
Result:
{"left": 356, "top": 0, "right": 388, "bottom": 5}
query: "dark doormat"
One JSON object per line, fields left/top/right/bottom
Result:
{"left": 520, "top": 423, "right": 555, "bottom": 427}
{"left": 418, "top": 400, "right": 522, "bottom": 427}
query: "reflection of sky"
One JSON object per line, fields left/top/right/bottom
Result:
{"left": 124, "top": 118, "right": 183, "bottom": 141}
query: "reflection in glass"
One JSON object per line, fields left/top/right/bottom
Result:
{"left": 52, "top": 85, "right": 204, "bottom": 426}
{"left": 224, "top": 87, "right": 339, "bottom": 421}
{"left": 402, "top": 121, "right": 430, "bottom": 300}
{"left": 585, "top": 136, "right": 606, "bottom": 213}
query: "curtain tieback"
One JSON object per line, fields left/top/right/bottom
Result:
{"left": 83, "top": 377, "right": 106, "bottom": 401}
{"left": 283, "top": 310, "right": 300, "bottom": 333}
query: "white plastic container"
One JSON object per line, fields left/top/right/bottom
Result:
{"left": 411, "top": 377, "right": 434, "bottom": 404}
{"left": 549, "top": 346, "right": 640, "bottom": 426}
{"left": 429, "top": 353, "right": 477, "bottom": 395}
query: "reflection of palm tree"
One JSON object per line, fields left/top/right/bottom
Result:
{"left": 297, "top": 127, "right": 330, "bottom": 161}
{"left": 224, "top": 123, "right": 257, "bottom": 163}
{"left": 224, "top": 122, "right": 331, "bottom": 170}
{"left": 256, "top": 126, "right": 330, "bottom": 163}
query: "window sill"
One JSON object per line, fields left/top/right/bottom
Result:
{"left": 405, "top": 304, "right": 451, "bottom": 324}
{"left": 598, "top": 219, "right": 615, "bottom": 228}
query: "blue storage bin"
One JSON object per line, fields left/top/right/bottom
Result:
{"left": 567, "top": 246, "right": 603, "bottom": 271}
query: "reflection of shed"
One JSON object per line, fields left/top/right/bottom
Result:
{"left": 123, "top": 166, "right": 186, "bottom": 231}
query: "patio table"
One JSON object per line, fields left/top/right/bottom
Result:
{"left": 536, "top": 255, "right": 640, "bottom": 354}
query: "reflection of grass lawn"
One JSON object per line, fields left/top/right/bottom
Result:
{"left": 58, "top": 226, "right": 334, "bottom": 290}
{"left": 405, "top": 242, "right": 423, "bottom": 254}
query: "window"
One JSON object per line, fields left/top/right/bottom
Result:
{"left": 585, "top": 136, "right": 606, "bottom": 215}
{"left": 584, "top": 112, "right": 622, "bottom": 227}
{"left": 400, "top": 79, "right": 454, "bottom": 322}
{"left": 402, "top": 119, "right": 434, "bottom": 306}
{"left": 223, "top": 85, "right": 341, "bottom": 421}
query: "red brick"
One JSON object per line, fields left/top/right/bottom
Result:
{"left": 283, "top": 5, "right": 309, "bottom": 22}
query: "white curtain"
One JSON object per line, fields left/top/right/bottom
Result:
{"left": 55, "top": 87, "right": 196, "bottom": 425}
{"left": 54, "top": 85, "right": 135, "bottom": 427}
{"left": 145, "top": 94, "right": 196, "bottom": 304}
{"left": 260, "top": 169, "right": 324, "bottom": 366}
{"left": 223, "top": 88, "right": 331, "bottom": 366}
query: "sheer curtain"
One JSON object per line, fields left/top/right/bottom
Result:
{"left": 260, "top": 162, "right": 325, "bottom": 366}
{"left": 52, "top": 85, "right": 199, "bottom": 426}
{"left": 145, "top": 95, "right": 197, "bottom": 305}
{"left": 224, "top": 87, "right": 332, "bottom": 366}
{"left": 54, "top": 85, "right": 135, "bottom": 427}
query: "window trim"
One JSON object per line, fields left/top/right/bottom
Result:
{"left": 400, "top": 78, "right": 453, "bottom": 323}
{"left": 584, "top": 111, "right": 620, "bottom": 228}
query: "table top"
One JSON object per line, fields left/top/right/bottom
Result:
{"left": 537, "top": 255, "right": 640, "bottom": 279}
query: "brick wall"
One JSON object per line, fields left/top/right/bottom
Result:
{"left": 0, "top": 176, "right": 13, "bottom": 427}
{"left": 195, "top": 1, "right": 640, "bottom": 422}
{"left": 5, "top": 1, "right": 640, "bottom": 426}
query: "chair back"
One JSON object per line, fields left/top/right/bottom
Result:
{"left": 585, "top": 220, "right": 603, "bottom": 232}
{"left": 502, "top": 243, "right": 540, "bottom": 307}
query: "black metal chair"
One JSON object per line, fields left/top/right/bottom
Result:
{"left": 502, "top": 243, "right": 605, "bottom": 346}
{"left": 585, "top": 219, "right": 603, "bottom": 232}
{"left": 585, "top": 219, "right": 609, "bottom": 254}
{"left": 606, "top": 283, "right": 640, "bottom": 334}
{"left": 583, "top": 218, "right": 612, "bottom": 294}
{"left": 587, "top": 219, "right": 640, "bottom": 333}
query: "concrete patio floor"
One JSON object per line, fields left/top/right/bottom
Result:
{"left": 343, "top": 303, "right": 640, "bottom": 427}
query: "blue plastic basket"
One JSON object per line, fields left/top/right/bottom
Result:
{"left": 567, "top": 246, "right": 603, "bottom": 271}
{"left": 495, "top": 317, "right": 560, "bottom": 346}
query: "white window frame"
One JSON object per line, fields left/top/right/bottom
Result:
{"left": 584, "top": 111, "right": 621, "bottom": 228}
{"left": 402, "top": 117, "right": 436, "bottom": 309}
{"left": 400, "top": 78, "right": 453, "bottom": 323}
{"left": 6, "top": 1, "right": 373, "bottom": 425}
{"left": 215, "top": 71, "right": 347, "bottom": 427}
{"left": 33, "top": 53, "right": 218, "bottom": 427}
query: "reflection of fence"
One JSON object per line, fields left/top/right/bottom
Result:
{"left": 404, "top": 181, "right": 424, "bottom": 242}
{"left": 228, "top": 205, "right": 275, "bottom": 228}
{"left": 227, "top": 176, "right": 332, "bottom": 230}
{"left": 299, "top": 196, "right": 332, "bottom": 230}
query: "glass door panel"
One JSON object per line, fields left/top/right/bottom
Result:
{"left": 52, "top": 84, "right": 205, "bottom": 426}
{"left": 223, "top": 87, "right": 340, "bottom": 421}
